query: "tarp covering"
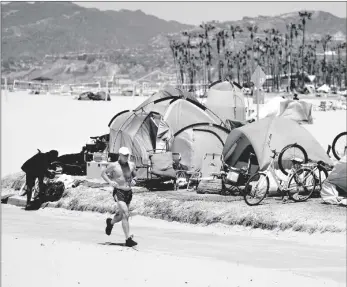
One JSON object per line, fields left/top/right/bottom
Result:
{"left": 150, "top": 152, "right": 176, "bottom": 178}
{"left": 321, "top": 156, "right": 347, "bottom": 206}
{"left": 222, "top": 117, "right": 332, "bottom": 170}
{"left": 279, "top": 100, "right": 313, "bottom": 124}
{"left": 250, "top": 98, "right": 313, "bottom": 124}
{"left": 327, "top": 155, "right": 347, "bottom": 192}
{"left": 250, "top": 97, "right": 287, "bottom": 119}
{"left": 205, "top": 81, "right": 246, "bottom": 123}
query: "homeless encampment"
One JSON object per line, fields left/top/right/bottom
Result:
{"left": 108, "top": 88, "right": 229, "bottom": 176}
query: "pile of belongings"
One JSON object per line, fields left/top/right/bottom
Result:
{"left": 320, "top": 155, "right": 347, "bottom": 206}
{"left": 20, "top": 174, "right": 84, "bottom": 203}
{"left": 51, "top": 150, "right": 88, "bottom": 176}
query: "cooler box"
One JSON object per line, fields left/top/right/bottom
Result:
{"left": 87, "top": 161, "right": 110, "bottom": 179}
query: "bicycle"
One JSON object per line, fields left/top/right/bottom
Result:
{"left": 220, "top": 153, "right": 257, "bottom": 196}
{"left": 298, "top": 159, "right": 333, "bottom": 194}
{"left": 331, "top": 131, "right": 347, "bottom": 161}
{"left": 244, "top": 146, "right": 316, "bottom": 206}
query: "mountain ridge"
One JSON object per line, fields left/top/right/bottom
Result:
{"left": 1, "top": 2, "right": 346, "bottom": 81}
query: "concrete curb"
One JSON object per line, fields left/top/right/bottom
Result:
{"left": 2, "top": 195, "right": 59, "bottom": 209}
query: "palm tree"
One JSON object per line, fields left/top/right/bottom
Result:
{"left": 286, "top": 23, "right": 300, "bottom": 90}
{"left": 224, "top": 49, "right": 233, "bottom": 80}
{"left": 298, "top": 11, "right": 312, "bottom": 88}
{"left": 247, "top": 24, "right": 258, "bottom": 74}
{"left": 168, "top": 37, "right": 181, "bottom": 84}
{"left": 321, "top": 34, "right": 332, "bottom": 84}
{"left": 197, "top": 34, "right": 207, "bottom": 87}
{"left": 199, "top": 22, "right": 215, "bottom": 83}
{"left": 336, "top": 42, "right": 346, "bottom": 88}
{"left": 228, "top": 24, "right": 243, "bottom": 51}
{"left": 234, "top": 52, "right": 242, "bottom": 84}
{"left": 213, "top": 28, "right": 223, "bottom": 80}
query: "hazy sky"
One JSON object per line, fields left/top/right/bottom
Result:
{"left": 76, "top": 1, "right": 346, "bottom": 25}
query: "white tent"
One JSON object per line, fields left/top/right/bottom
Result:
{"left": 205, "top": 81, "right": 246, "bottom": 123}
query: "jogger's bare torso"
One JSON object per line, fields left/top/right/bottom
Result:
{"left": 104, "top": 161, "right": 136, "bottom": 191}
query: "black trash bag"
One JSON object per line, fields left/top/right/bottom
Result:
{"left": 43, "top": 181, "right": 65, "bottom": 202}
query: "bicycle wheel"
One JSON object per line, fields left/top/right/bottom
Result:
{"left": 332, "top": 131, "right": 347, "bottom": 161}
{"left": 287, "top": 167, "right": 317, "bottom": 202}
{"left": 312, "top": 166, "right": 329, "bottom": 194}
{"left": 278, "top": 143, "right": 308, "bottom": 176}
{"left": 244, "top": 172, "right": 269, "bottom": 206}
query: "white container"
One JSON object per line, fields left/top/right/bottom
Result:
{"left": 87, "top": 161, "right": 110, "bottom": 179}
{"left": 227, "top": 171, "right": 239, "bottom": 183}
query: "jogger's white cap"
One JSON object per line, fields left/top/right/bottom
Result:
{"left": 119, "top": 147, "right": 131, "bottom": 155}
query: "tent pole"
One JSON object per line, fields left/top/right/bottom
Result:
{"left": 256, "top": 86, "right": 260, "bottom": 121}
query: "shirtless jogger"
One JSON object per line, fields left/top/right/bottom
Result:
{"left": 101, "top": 147, "right": 138, "bottom": 247}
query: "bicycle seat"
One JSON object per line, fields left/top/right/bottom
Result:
{"left": 317, "top": 161, "right": 334, "bottom": 170}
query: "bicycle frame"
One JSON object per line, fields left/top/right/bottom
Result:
{"left": 262, "top": 155, "right": 291, "bottom": 192}
{"left": 261, "top": 154, "right": 310, "bottom": 195}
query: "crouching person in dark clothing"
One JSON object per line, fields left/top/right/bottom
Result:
{"left": 21, "top": 150, "right": 59, "bottom": 210}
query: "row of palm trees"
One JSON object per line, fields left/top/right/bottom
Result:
{"left": 168, "top": 11, "right": 346, "bottom": 92}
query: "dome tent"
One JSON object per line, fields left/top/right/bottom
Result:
{"left": 108, "top": 110, "right": 173, "bottom": 177}
{"left": 170, "top": 123, "right": 230, "bottom": 171}
{"left": 135, "top": 87, "right": 199, "bottom": 115}
{"left": 222, "top": 116, "right": 332, "bottom": 171}
{"left": 205, "top": 80, "right": 246, "bottom": 124}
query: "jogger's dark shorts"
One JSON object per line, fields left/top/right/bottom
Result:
{"left": 113, "top": 188, "right": 133, "bottom": 205}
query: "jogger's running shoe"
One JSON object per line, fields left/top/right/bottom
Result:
{"left": 125, "top": 235, "right": 137, "bottom": 247}
{"left": 105, "top": 218, "right": 113, "bottom": 236}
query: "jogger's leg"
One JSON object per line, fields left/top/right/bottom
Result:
{"left": 117, "top": 201, "right": 130, "bottom": 240}
{"left": 111, "top": 210, "right": 123, "bottom": 225}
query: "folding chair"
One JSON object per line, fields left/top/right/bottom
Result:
{"left": 172, "top": 152, "right": 190, "bottom": 189}
{"left": 186, "top": 153, "right": 223, "bottom": 190}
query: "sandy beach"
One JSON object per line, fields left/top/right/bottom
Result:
{"left": 1, "top": 91, "right": 346, "bottom": 177}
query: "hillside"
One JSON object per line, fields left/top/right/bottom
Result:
{"left": 1, "top": 3, "right": 346, "bottom": 82}
{"left": 1, "top": 1, "right": 192, "bottom": 60}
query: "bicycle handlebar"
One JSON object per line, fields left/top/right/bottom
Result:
{"left": 270, "top": 149, "right": 279, "bottom": 158}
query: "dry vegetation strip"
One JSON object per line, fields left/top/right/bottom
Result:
{"left": 2, "top": 173, "right": 346, "bottom": 234}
